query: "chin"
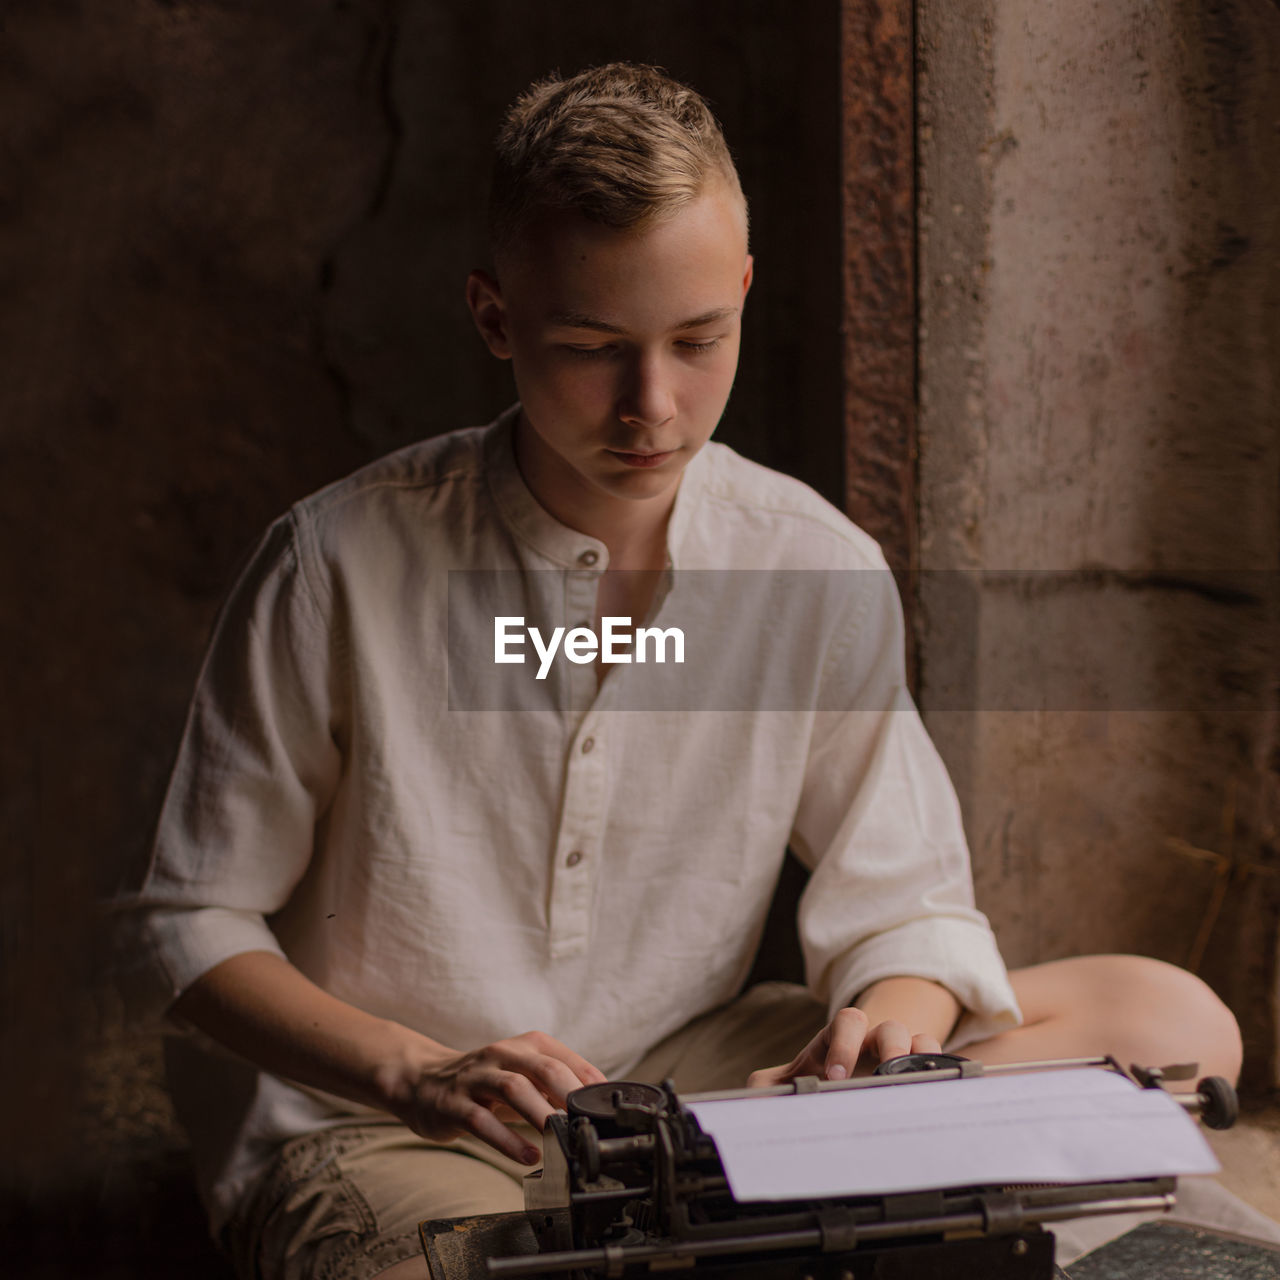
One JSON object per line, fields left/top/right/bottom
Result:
{"left": 596, "top": 467, "right": 683, "bottom": 501}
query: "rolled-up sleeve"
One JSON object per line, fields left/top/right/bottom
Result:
{"left": 109, "top": 512, "right": 343, "bottom": 1023}
{"left": 790, "top": 564, "right": 1021, "bottom": 1046}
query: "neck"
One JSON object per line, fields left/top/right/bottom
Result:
{"left": 592, "top": 499, "right": 674, "bottom": 570}
{"left": 515, "top": 420, "right": 677, "bottom": 571}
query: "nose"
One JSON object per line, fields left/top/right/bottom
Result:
{"left": 617, "top": 351, "right": 676, "bottom": 429}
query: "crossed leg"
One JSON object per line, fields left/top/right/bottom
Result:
{"left": 967, "top": 953, "right": 1243, "bottom": 1086}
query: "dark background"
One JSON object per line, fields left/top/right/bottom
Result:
{"left": 2, "top": 2, "right": 842, "bottom": 1271}
{"left": 6, "top": 1, "right": 1280, "bottom": 1274}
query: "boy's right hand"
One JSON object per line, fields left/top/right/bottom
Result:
{"left": 169, "top": 953, "right": 607, "bottom": 1170}
{"left": 390, "top": 1030, "right": 608, "bottom": 1165}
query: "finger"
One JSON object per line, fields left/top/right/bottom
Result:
{"left": 748, "top": 1016, "right": 844, "bottom": 1087}
{"left": 460, "top": 1100, "right": 542, "bottom": 1166}
{"left": 504, "top": 1051, "right": 598, "bottom": 1111}
{"left": 506, "top": 1035, "right": 609, "bottom": 1101}
{"left": 474, "top": 1067, "right": 559, "bottom": 1133}
{"left": 521, "top": 1031, "right": 610, "bottom": 1084}
{"left": 550, "top": 1046, "right": 609, "bottom": 1087}
{"left": 542, "top": 1046, "right": 610, "bottom": 1091}
{"left": 910, "top": 1032, "right": 943, "bottom": 1055}
{"left": 822, "top": 1007, "right": 870, "bottom": 1080}
{"left": 866, "top": 1020, "right": 913, "bottom": 1065}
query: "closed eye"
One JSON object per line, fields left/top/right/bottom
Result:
{"left": 563, "top": 344, "right": 618, "bottom": 360}
{"left": 561, "top": 337, "right": 725, "bottom": 359}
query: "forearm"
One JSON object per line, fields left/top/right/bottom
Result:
{"left": 167, "top": 949, "right": 606, "bottom": 1164}
{"left": 853, "top": 976, "right": 962, "bottom": 1047}
{"left": 168, "top": 950, "right": 444, "bottom": 1117}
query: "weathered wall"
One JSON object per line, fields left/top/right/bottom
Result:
{"left": 323, "top": 2, "right": 843, "bottom": 490}
{"left": 9, "top": 5, "right": 1277, "bottom": 1274}
{"left": 0, "top": 0, "right": 842, "bottom": 1264}
{"left": 917, "top": 0, "right": 1280, "bottom": 1087}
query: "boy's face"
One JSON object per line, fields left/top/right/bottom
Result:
{"left": 468, "top": 182, "right": 753, "bottom": 524}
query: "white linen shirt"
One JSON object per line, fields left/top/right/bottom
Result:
{"left": 113, "top": 406, "right": 1019, "bottom": 1231}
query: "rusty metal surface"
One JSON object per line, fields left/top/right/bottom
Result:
{"left": 840, "top": 0, "right": 918, "bottom": 687}
{"left": 421, "top": 1211, "right": 542, "bottom": 1280}
{"left": 840, "top": 0, "right": 917, "bottom": 576}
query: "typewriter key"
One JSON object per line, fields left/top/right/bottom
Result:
{"left": 873, "top": 1051, "right": 970, "bottom": 1076}
{"left": 567, "top": 1081, "right": 666, "bottom": 1124}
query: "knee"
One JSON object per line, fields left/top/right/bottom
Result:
{"left": 1096, "top": 955, "right": 1242, "bottom": 1084}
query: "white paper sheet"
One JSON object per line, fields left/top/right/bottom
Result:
{"left": 686, "top": 1068, "right": 1219, "bottom": 1203}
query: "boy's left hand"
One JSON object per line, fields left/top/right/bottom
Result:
{"left": 746, "top": 1005, "right": 943, "bottom": 1085}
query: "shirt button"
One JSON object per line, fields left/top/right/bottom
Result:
{"left": 565, "top": 850, "right": 583, "bottom": 867}
{"left": 581, "top": 737, "right": 595, "bottom": 754}
{"left": 578, "top": 549, "right": 599, "bottom": 567}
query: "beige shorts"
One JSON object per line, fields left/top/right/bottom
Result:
{"left": 220, "top": 982, "right": 828, "bottom": 1280}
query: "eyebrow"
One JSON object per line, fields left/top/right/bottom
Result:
{"left": 548, "top": 306, "right": 739, "bottom": 334}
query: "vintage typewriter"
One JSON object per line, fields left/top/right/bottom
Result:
{"left": 420, "top": 1054, "right": 1237, "bottom": 1280}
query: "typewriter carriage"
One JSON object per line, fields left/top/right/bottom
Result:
{"left": 491, "top": 1057, "right": 1236, "bottom": 1280}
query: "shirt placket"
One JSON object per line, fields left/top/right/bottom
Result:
{"left": 548, "top": 548, "right": 608, "bottom": 958}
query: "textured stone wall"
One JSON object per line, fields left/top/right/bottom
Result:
{"left": 7, "top": 4, "right": 1277, "bottom": 1271}
{"left": 2, "top": 0, "right": 385, "bottom": 1218}
{"left": 917, "top": 0, "right": 1280, "bottom": 1087}
{"left": 0, "top": 0, "right": 843, "bottom": 1257}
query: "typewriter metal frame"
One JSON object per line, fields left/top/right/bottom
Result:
{"left": 481, "top": 1056, "right": 1236, "bottom": 1280}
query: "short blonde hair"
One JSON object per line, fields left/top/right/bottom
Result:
{"left": 489, "top": 62, "right": 746, "bottom": 254}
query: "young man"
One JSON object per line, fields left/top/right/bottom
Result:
{"left": 114, "top": 64, "right": 1241, "bottom": 1280}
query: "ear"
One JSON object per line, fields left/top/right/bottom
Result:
{"left": 466, "top": 269, "right": 513, "bottom": 360}
{"left": 741, "top": 253, "right": 755, "bottom": 303}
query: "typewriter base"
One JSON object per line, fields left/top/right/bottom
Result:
{"left": 420, "top": 1212, "right": 1066, "bottom": 1280}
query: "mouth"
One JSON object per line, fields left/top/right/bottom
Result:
{"left": 607, "top": 448, "right": 678, "bottom": 469}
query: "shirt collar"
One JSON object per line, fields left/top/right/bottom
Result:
{"left": 483, "top": 404, "right": 709, "bottom": 571}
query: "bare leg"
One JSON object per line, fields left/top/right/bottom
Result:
{"left": 963, "top": 954, "right": 1242, "bottom": 1086}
